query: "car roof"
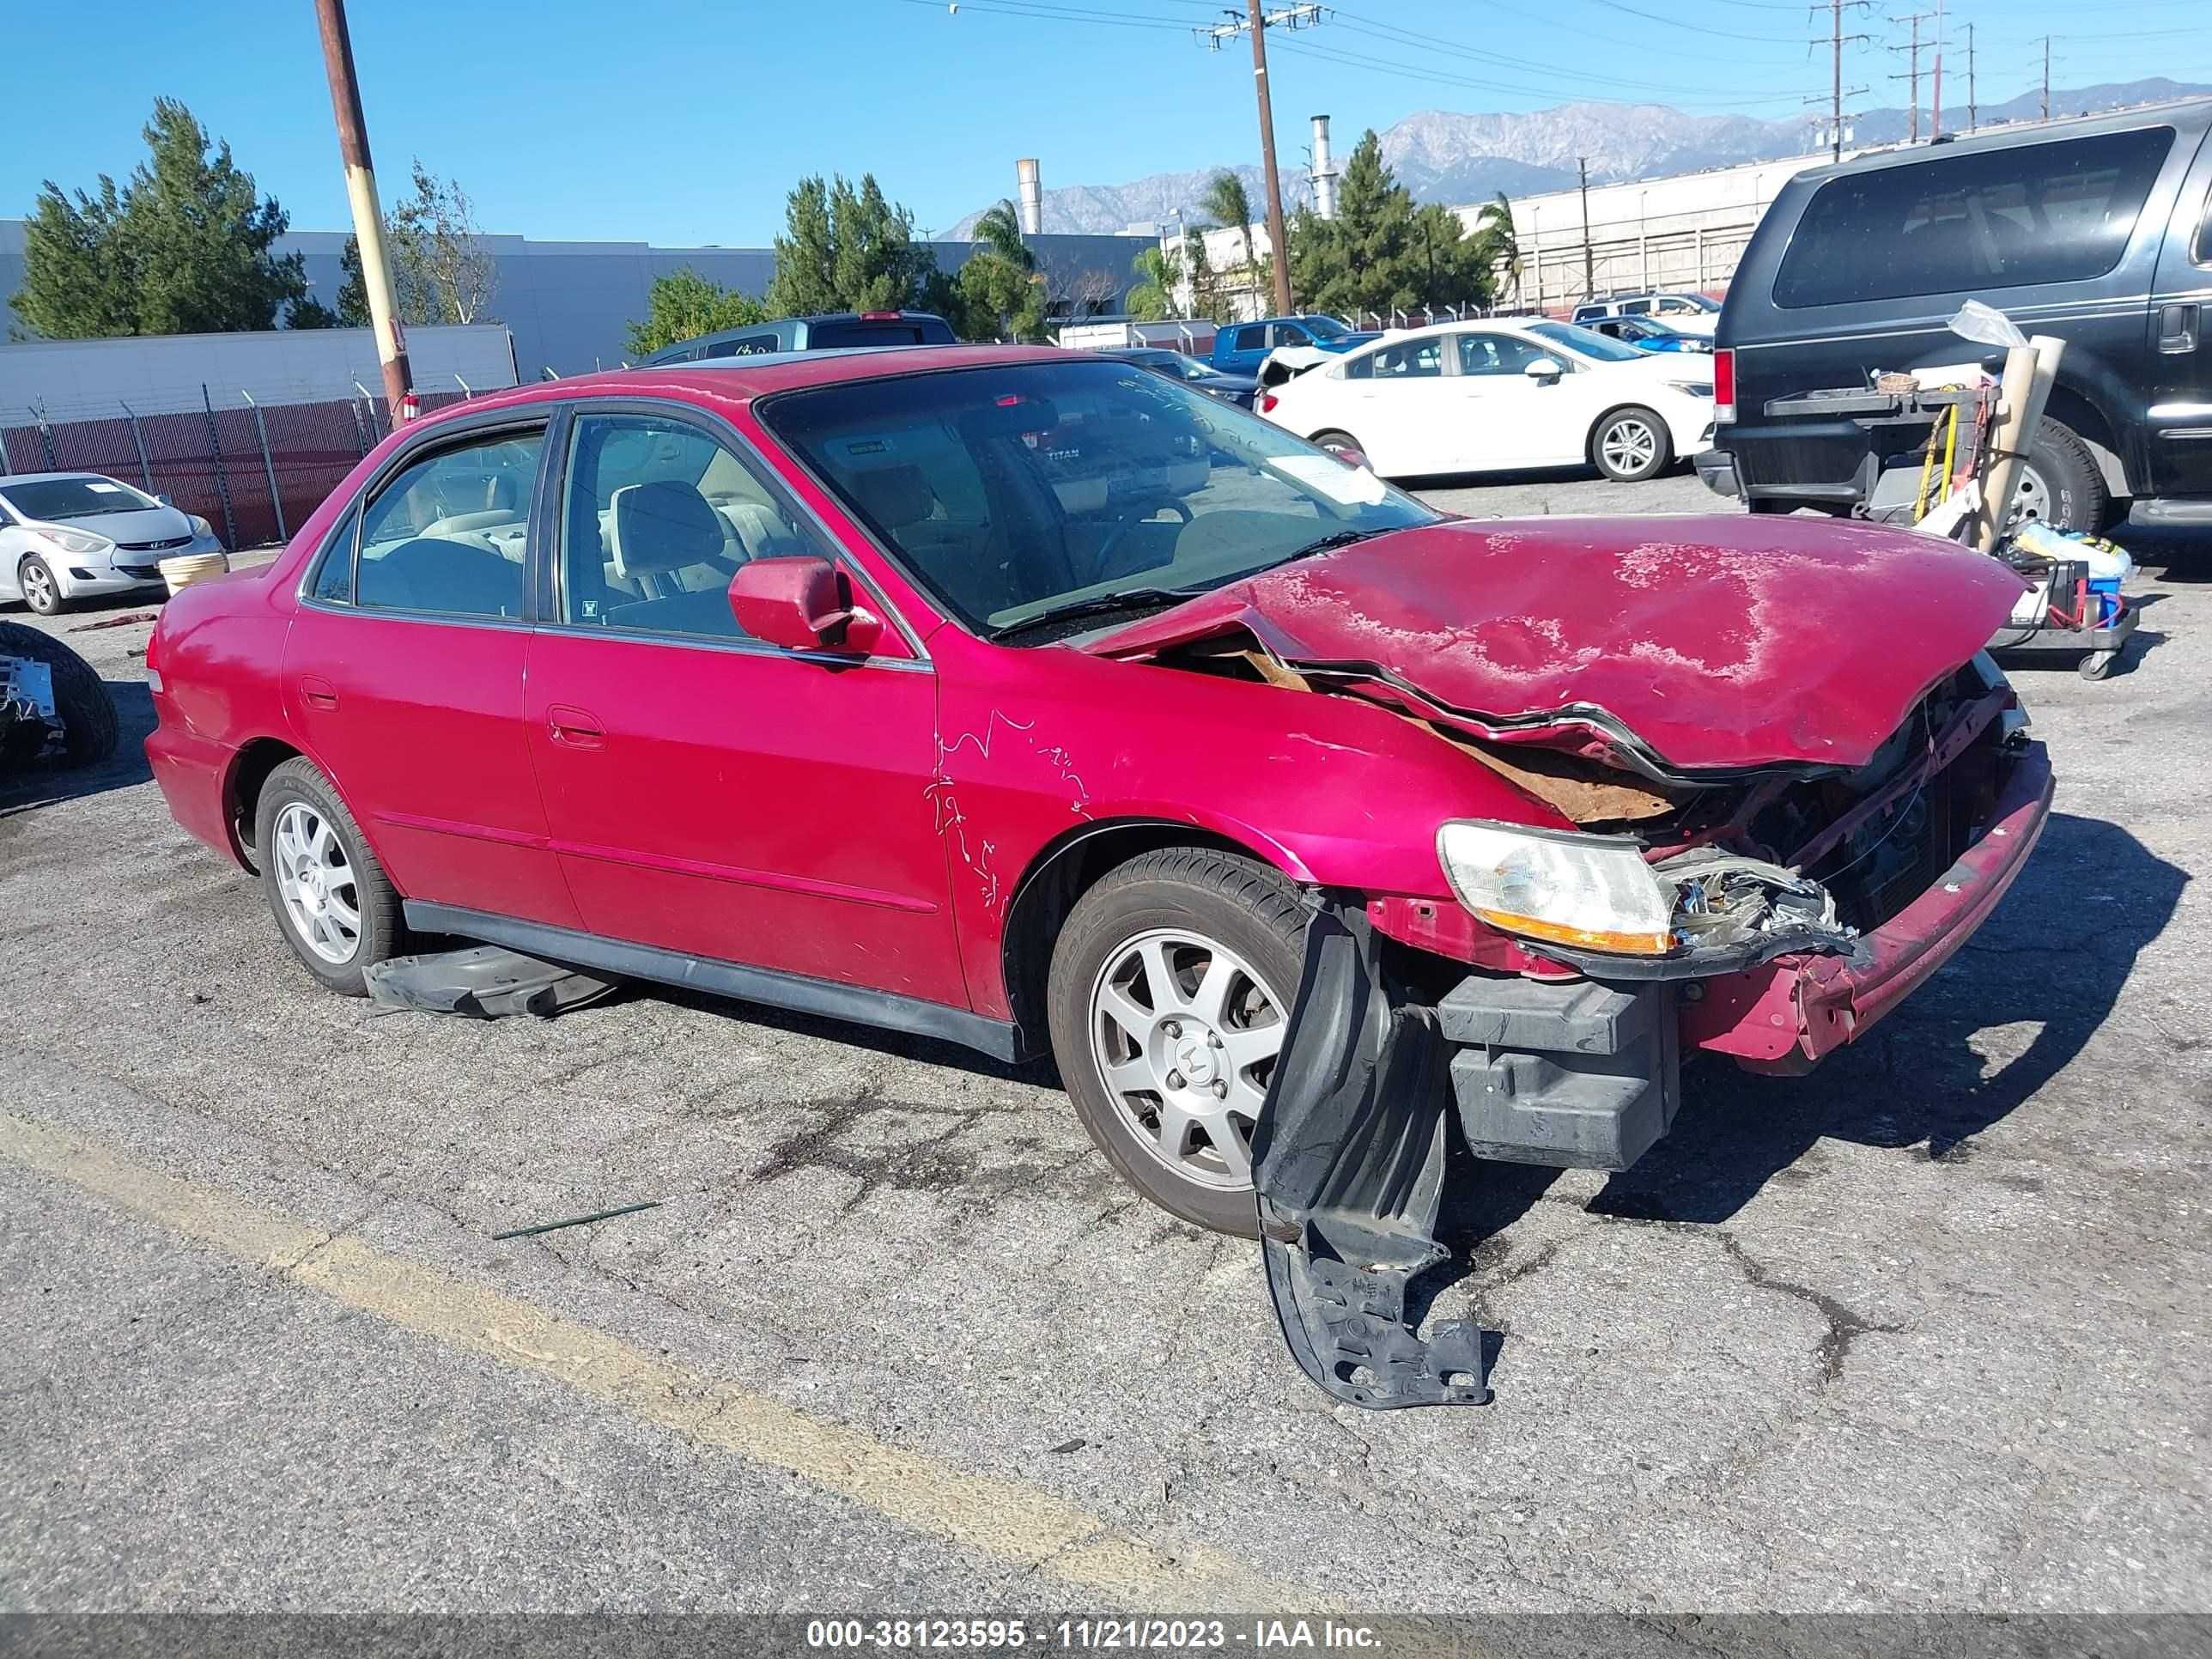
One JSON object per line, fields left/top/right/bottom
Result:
{"left": 1790, "top": 96, "right": 2212, "bottom": 185}
{"left": 416, "top": 343, "right": 1082, "bottom": 422}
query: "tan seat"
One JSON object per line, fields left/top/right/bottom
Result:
{"left": 608, "top": 480, "right": 727, "bottom": 600}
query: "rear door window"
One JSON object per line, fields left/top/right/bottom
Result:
{"left": 1231, "top": 325, "right": 1267, "bottom": 353}
{"left": 1775, "top": 126, "right": 2174, "bottom": 307}
{"left": 354, "top": 428, "right": 544, "bottom": 619}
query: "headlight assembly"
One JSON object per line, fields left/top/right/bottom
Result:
{"left": 42, "top": 527, "right": 111, "bottom": 556}
{"left": 1437, "top": 821, "right": 1675, "bottom": 956}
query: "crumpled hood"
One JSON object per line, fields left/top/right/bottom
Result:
{"left": 1086, "top": 515, "right": 2027, "bottom": 776}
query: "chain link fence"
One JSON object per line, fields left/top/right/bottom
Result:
{"left": 0, "top": 387, "right": 471, "bottom": 550}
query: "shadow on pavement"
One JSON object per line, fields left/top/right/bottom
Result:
{"left": 1587, "top": 811, "right": 2187, "bottom": 1225}
{"left": 0, "top": 680, "right": 155, "bottom": 818}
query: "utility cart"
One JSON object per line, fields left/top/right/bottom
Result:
{"left": 1762, "top": 380, "right": 2140, "bottom": 680}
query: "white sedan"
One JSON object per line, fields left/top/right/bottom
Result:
{"left": 1258, "top": 319, "right": 1715, "bottom": 483}
{"left": 0, "top": 471, "right": 227, "bottom": 615}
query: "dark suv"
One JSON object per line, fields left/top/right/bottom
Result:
{"left": 645, "top": 311, "right": 957, "bottom": 365}
{"left": 1698, "top": 100, "right": 2212, "bottom": 532}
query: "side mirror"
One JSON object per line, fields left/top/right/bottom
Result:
{"left": 1524, "top": 357, "right": 1565, "bottom": 381}
{"left": 727, "top": 556, "right": 876, "bottom": 653}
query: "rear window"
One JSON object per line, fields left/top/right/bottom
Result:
{"left": 807, "top": 318, "right": 955, "bottom": 348}
{"left": 1774, "top": 126, "right": 2173, "bottom": 308}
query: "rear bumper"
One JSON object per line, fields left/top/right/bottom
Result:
{"left": 146, "top": 715, "right": 242, "bottom": 864}
{"left": 1693, "top": 447, "right": 1741, "bottom": 498}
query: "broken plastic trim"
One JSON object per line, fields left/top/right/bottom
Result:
{"left": 364, "top": 945, "right": 617, "bottom": 1020}
{"left": 1251, "top": 903, "right": 1493, "bottom": 1411}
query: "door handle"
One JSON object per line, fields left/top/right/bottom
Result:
{"left": 299, "top": 675, "right": 338, "bottom": 711}
{"left": 2157, "top": 301, "right": 2198, "bottom": 355}
{"left": 546, "top": 704, "right": 605, "bottom": 750}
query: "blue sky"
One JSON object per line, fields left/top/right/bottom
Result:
{"left": 6, "top": 0, "right": 2208, "bottom": 247}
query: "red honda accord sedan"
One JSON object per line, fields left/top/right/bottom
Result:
{"left": 147, "top": 345, "right": 2050, "bottom": 1406}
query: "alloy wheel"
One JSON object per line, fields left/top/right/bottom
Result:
{"left": 1601, "top": 416, "right": 1660, "bottom": 477}
{"left": 1087, "top": 927, "right": 1287, "bottom": 1190}
{"left": 272, "top": 800, "right": 362, "bottom": 964}
{"left": 21, "top": 562, "right": 58, "bottom": 612}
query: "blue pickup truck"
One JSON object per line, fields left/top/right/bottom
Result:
{"left": 1209, "top": 313, "right": 1376, "bottom": 375}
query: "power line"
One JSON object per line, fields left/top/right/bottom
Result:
{"left": 1812, "top": 0, "right": 1875, "bottom": 160}
{"left": 1269, "top": 34, "right": 1813, "bottom": 111}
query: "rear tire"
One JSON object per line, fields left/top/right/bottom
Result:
{"left": 1310, "top": 428, "right": 1364, "bottom": 461}
{"left": 2014, "top": 416, "right": 2108, "bottom": 535}
{"left": 1047, "top": 848, "right": 1310, "bottom": 1237}
{"left": 1591, "top": 406, "right": 1673, "bottom": 483}
{"left": 254, "top": 757, "right": 404, "bottom": 996}
{"left": 0, "top": 619, "right": 117, "bottom": 765}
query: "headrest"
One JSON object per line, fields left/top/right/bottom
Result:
{"left": 611, "top": 480, "right": 726, "bottom": 579}
{"left": 425, "top": 507, "right": 520, "bottom": 536}
{"left": 848, "top": 465, "right": 936, "bottom": 529}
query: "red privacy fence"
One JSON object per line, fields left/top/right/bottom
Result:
{"left": 0, "top": 390, "right": 471, "bottom": 551}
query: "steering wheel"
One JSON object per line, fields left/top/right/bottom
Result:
{"left": 1089, "top": 497, "right": 1193, "bottom": 585}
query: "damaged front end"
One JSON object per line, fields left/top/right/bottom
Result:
{"left": 1247, "top": 655, "right": 2050, "bottom": 1411}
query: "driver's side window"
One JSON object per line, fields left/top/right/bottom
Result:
{"left": 559, "top": 413, "right": 817, "bottom": 641}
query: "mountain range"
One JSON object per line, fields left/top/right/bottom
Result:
{"left": 951, "top": 77, "right": 2211, "bottom": 236}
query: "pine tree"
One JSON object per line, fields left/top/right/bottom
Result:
{"left": 10, "top": 99, "right": 305, "bottom": 338}
{"left": 765, "top": 178, "right": 842, "bottom": 318}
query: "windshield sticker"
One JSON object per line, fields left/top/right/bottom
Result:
{"left": 88, "top": 482, "right": 127, "bottom": 493}
{"left": 1267, "top": 454, "right": 1389, "bottom": 507}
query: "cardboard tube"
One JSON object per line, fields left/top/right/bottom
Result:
{"left": 1974, "top": 333, "right": 2067, "bottom": 551}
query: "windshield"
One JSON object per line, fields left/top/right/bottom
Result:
{"left": 760, "top": 360, "right": 1436, "bottom": 641}
{"left": 0, "top": 475, "right": 161, "bottom": 521}
{"left": 1529, "top": 320, "right": 1645, "bottom": 363}
{"left": 1298, "top": 314, "right": 1354, "bottom": 340}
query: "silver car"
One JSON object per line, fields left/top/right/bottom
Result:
{"left": 0, "top": 471, "right": 228, "bottom": 615}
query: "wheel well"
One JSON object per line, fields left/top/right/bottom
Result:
{"left": 999, "top": 820, "right": 1285, "bottom": 1055}
{"left": 223, "top": 738, "right": 302, "bottom": 866}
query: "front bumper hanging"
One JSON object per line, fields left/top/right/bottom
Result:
{"left": 1251, "top": 905, "right": 1493, "bottom": 1410}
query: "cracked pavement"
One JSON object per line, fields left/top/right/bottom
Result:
{"left": 2, "top": 472, "right": 2208, "bottom": 1616}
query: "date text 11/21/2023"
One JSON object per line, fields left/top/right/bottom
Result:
{"left": 803, "top": 1619, "right": 1384, "bottom": 1650}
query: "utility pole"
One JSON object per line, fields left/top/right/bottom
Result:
{"left": 1195, "top": 3, "right": 1322, "bottom": 316}
{"left": 1966, "top": 21, "right": 1977, "bottom": 132}
{"left": 313, "top": 0, "right": 411, "bottom": 430}
{"left": 1813, "top": 0, "right": 1874, "bottom": 161}
{"left": 1577, "top": 158, "right": 1595, "bottom": 301}
{"left": 1888, "top": 13, "right": 1933, "bottom": 143}
{"left": 1929, "top": 0, "right": 1944, "bottom": 136}
{"left": 2039, "top": 36, "right": 2051, "bottom": 121}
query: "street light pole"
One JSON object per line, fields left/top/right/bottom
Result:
{"left": 313, "top": 0, "right": 412, "bottom": 431}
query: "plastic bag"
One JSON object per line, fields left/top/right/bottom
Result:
{"left": 2011, "top": 520, "right": 2135, "bottom": 581}
{"left": 1948, "top": 300, "right": 2027, "bottom": 350}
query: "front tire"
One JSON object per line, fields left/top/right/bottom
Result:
{"left": 1591, "top": 406, "right": 1673, "bottom": 483}
{"left": 254, "top": 757, "right": 404, "bottom": 995}
{"left": 19, "top": 557, "right": 67, "bottom": 616}
{"left": 1047, "top": 848, "right": 1309, "bottom": 1237}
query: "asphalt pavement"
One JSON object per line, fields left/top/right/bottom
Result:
{"left": 3, "top": 471, "right": 2208, "bottom": 1626}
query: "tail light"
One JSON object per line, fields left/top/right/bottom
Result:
{"left": 860, "top": 310, "right": 901, "bottom": 321}
{"left": 143, "top": 618, "right": 164, "bottom": 696}
{"left": 1712, "top": 348, "right": 1735, "bottom": 426}
{"left": 1258, "top": 392, "right": 1279, "bottom": 415}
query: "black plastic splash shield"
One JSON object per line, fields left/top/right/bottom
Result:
{"left": 1251, "top": 903, "right": 1492, "bottom": 1410}
{"left": 364, "top": 945, "right": 616, "bottom": 1020}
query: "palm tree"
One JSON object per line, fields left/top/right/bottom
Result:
{"left": 970, "top": 198, "right": 1034, "bottom": 271}
{"left": 1200, "top": 172, "right": 1255, "bottom": 289}
{"left": 1127, "top": 246, "right": 1177, "bottom": 322}
{"left": 1473, "top": 192, "right": 1522, "bottom": 308}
